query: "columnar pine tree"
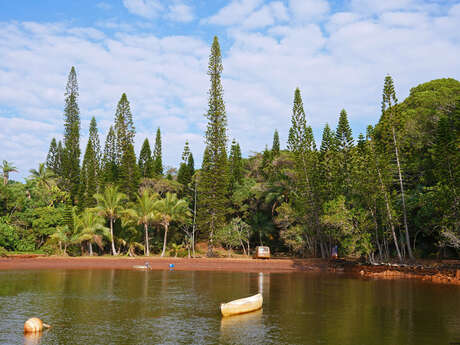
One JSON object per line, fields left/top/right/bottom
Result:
{"left": 79, "top": 140, "right": 96, "bottom": 209}
{"left": 102, "top": 126, "right": 118, "bottom": 186}
{"left": 198, "top": 36, "right": 230, "bottom": 257}
{"left": 287, "top": 88, "right": 325, "bottom": 257}
{"left": 229, "top": 139, "right": 243, "bottom": 190}
{"left": 114, "top": 93, "right": 135, "bottom": 163}
{"left": 79, "top": 117, "right": 101, "bottom": 209}
{"left": 119, "top": 141, "right": 139, "bottom": 199}
{"left": 113, "top": 93, "right": 138, "bottom": 199}
{"left": 46, "top": 138, "right": 59, "bottom": 173}
{"left": 319, "top": 124, "right": 338, "bottom": 204}
{"left": 88, "top": 117, "right": 102, "bottom": 170}
{"left": 382, "top": 75, "right": 413, "bottom": 260}
{"left": 56, "top": 140, "right": 64, "bottom": 177}
{"left": 272, "top": 129, "right": 280, "bottom": 156}
{"left": 152, "top": 128, "right": 163, "bottom": 176}
{"left": 62, "top": 66, "right": 81, "bottom": 203}
{"left": 335, "top": 109, "right": 354, "bottom": 198}
{"left": 187, "top": 152, "right": 195, "bottom": 176}
{"left": 138, "top": 138, "right": 153, "bottom": 178}
{"left": 177, "top": 141, "right": 192, "bottom": 187}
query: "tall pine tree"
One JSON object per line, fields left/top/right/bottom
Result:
{"left": 152, "top": 128, "right": 163, "bottom": 176}
{"left": 46, "top": 138, "right": 59, "bottom": 174}
{"left": 177, "top": 141, "right": 193, "bottom": 187}
{"left": 287, "top": 88, "right": 324, "bottom": 258}
{"left": 62, "top": 66, "right": 81, "bottom": 203}
{"left": 335, "top": 109, "right": 354, "bottom": 198}
{"left": 198, "top": 36, "right": 230, "bottom": 257}
{"left": 79, "top": 117, "right": 101, "bottom": 208}
{"left": 102, "top": 126, "right": 118, "bottom": 186}
{"left": 229, "top": 139, "right": 243, "bottom": 190}
{"left": 272, "top": 129, "right": 280, "bottom": 156}
{"left": 138, "top": 138, "right": 153, "bottom": 178}
{"left": 114, "top": 93, "right": 138, "bottom": 199}
{"left": 382, "top": 75, "right": 413, "bottom": 260}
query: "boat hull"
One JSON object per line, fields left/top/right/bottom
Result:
{"left": 220, "top": 293, "right": 263, "bottom": 317}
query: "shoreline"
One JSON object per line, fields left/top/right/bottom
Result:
{"left": 1, "top": 256, "right": 459, "bottom": 285}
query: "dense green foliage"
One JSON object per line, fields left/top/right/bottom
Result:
{"left": 0, "top": 40, "right": 459, "bottom": 260}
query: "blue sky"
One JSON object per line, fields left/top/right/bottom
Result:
{"left": 1, "top": 0, "right": 460, "bottom": 179}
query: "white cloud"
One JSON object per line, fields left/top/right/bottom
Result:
{"left": 240, "top": 2, "right": 289, "bottom": 29}
{"left": 206, "top": 0, "right": 263, "bottom": 26}
{"left": 167, "top": 3, "right": 194, "bottom": 23}
{"left": 122, "top": 0, "right": 164, "bottom": 19}
{"left": 288, "top": 0, "right": 330, "bottom": 22}
{"left": 2, "top": 1, "right": 460, "bottom": 181}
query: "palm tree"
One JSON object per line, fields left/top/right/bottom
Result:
{"left": 29, "top": 163, "right": 56, "bottom": 189}
{"left": 51, "top": 225, "right": 72, "bottom": 255}
{"left": 154, "top": 192, "right": 191, "bottom": 257}
{"left": 75, "top": 210, "right": 110, "bottom": 256}
{"left": 123, "top": 190, "right": 159, "bottom": 256}
{"left": 1, "top": 160, "right": 18, "bottom": 185}
{"left": 94, "top": 185, "right": 127, "bottom": 256}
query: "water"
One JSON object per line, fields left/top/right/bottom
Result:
{"left": 0, "top": 269, "right": 459, "bottom": 345}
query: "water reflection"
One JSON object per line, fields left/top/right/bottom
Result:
{"left": 23, "top": 329, "right": 51, "bottom": 345}
{"left": 220, "top": 309, "right": 264, "bottom": 344}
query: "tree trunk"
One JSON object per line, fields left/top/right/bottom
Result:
{"left": 88, "top": 241, "right": 93, "bottom": 256}
{"left": 300, "top": 156, "right": 325, "bottom": 258}
{"left": 110, "top": 218, "right": 117, "bottom": 256}
{"left": 392, "top": 127, "right": 413, "bottom": 260}
{"left": 161, "top": 223, "right": 169, "bottom": 257}
{"left": 207, "top": 213, "right": 215, "bottom": 257}
{"left": 192, "top": 180, "right": 197, "bottom": 258}
{"left": 377, "top": 167, "right": 402, "bottom": 261}
{"left": 144, "top": 223, "right": 150, "bottom": 256}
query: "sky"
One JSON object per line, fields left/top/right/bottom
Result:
{"left": 1, "top": 0, "right": 459, "bottom": 180}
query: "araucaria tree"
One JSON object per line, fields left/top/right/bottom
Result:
{"left": 381, "top": 75, "right": 413, "bottom": 260}
{"left": 229, "top": 139, "right": 242, "bottom": 190}
{"left": 335, "top": 109, "right": 354, "bottom": 198}
{"left": 152, "top": 128, "right": 163, "bottom": 176}
{"left": 79, "top": 117, "right": 101, "bottom": 209}
{"left": 138, "top": 138, "right": 153, "bottom": 178}
{"left": 287, "top": 88, "right": 325, "bottom": 257}
{"left": 198, "top": 36, "right": 230, "bottom": 257}
{"left": 177, "top": 141, "right": 193, "bottom": 187}
{"left": 272, "top": 129, "right": 280, "bottom": 156}
{"left": 102, "top": 126, "right": 117, "bottom": 186}
{"left": 114, "top": 93, "right": 138, "bottom": 199}
{"left": 62, "top": 66, "right": 81, "bottom": 202}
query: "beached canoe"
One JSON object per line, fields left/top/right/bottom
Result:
{"left": 220, "top": 293, "right": 263, "bottom": 317}
{"left": 132, "top": 265, "right": 150, "bottom": 270}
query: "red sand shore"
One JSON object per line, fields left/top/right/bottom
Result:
{"left": 1, "top": 256, "right": 459, "bottom": 285}
{"left": 0, "top": 256, "right": 326, "bottom": 273}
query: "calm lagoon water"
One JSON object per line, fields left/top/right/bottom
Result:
{"left": 0, "top": 269, "right": 459, "bottom": 345}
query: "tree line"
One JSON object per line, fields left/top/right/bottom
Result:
{"left": 1, "top": 36, "right": 459, "bottom": 260}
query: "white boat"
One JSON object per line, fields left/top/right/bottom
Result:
{"left": 132, "top": 265, "right": 150, "bottom": 270}
{"left": 220, "top": 293, "right": 263, "bottom": 317}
